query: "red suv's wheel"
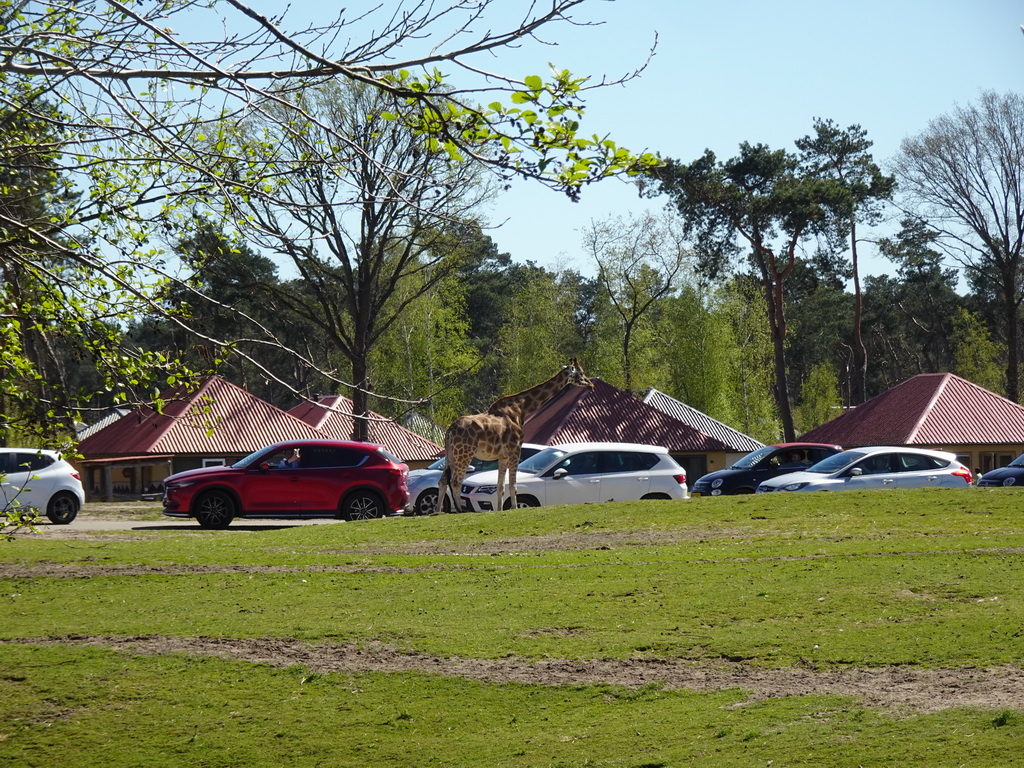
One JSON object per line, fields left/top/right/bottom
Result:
{"left": 344, "top": 490, "right": 385, "bottom": 521}
{"left": 194, "top": 490, "right": 235, "bottom": 529}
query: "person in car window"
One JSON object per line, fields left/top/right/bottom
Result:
{"left": 278, "top": 448, "right": 301, "bottom": 468}
{"left": 781, "top": 451, "right": 804, "bottom": 467}
{"left": 864, "top": 455, "right": 890, "bottom": 474}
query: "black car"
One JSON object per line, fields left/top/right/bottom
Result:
{"left": 690, "top": 442, "right": 844, "bottom": 496}
{"left": 976, "top": 453, "right": 1024, "bottom": 487}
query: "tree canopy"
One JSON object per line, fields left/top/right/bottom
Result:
{"left": 0, "top": 0, "right": 659, "bottom": 440}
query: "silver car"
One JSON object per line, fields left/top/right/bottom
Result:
{"left": 1, "top": 448, "right": 85, "bottom": 524}
{"left": 407, "top": 443, "right": 545, "bottom": 515}
{"left": 755, "top": 446, "right": 973, "bottom": 493}
{"left": 459, "top": 442, "right": 689, "bottom": 511}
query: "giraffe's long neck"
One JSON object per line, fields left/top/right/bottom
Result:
{"left": 491, "top": 369, "right": 570, "bottom": 422}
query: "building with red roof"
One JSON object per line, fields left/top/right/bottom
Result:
{"left": 799, "top": 373, "right": 1024, "bottom": 474}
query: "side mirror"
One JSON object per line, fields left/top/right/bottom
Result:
{"left": 553, "top": 468, "right": 568, "bottom": 479}
{"left": 466, "top": 464, "right": 477, "bottom": 473}
{"left": 849, "top": 467, "right": 863, "bottom": 477}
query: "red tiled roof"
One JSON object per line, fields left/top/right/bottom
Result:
{"left": 800, "top": 373, "right": 1024, "bottom": 446}
{"left": 78, "top": 376, "right": 323, "bottom": 457}
{"left": 287, "top": 395, "right": 441, "bottom": 462}
{"left": 522, "top": 378, "right": 735, "bottom": 452}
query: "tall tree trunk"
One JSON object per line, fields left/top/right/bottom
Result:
{"left": 350, "top": 354, "right": 370, "bottom": 443}
{"left": 1005, "top": 285, "right": 1021, "bottom": 403}
{"left": 850, "top": 218, "right": 868, "bottom": 405}
{"left": 765, "top": 277, "right": 796, "bottom": 442}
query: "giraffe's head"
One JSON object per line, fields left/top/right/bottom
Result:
{"left": 564, "top": 358, "right": 594, "bottom": 389}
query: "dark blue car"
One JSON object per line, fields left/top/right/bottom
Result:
{"left": 977, "top": 453, "right": 1024, "bottom": 487}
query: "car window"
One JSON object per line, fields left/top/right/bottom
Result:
{"left": 807, "top": 448, "right": 836, "bottom": 463}
{"left": 265, "top": 447, "right": 302, "bottom": 468}
{"left": 809, "top": 450, "right": 865, "bottom": 474}
{"left": 9, "top": 452, "right": 52, "bottom": 474}
{"left": 770, "top": 449, "right": 806, "bottom": 468}
{"left": 520, "top": 448, "right": 567, "bottom": 474}
{"left": 602, "top": 451, "right": 659, "bottom": 473}
{"left": 896, "top": 453, "right": 946, "bottom": 472}
{"left": 732, "top": 446, "right": 776, "bottom": 469}
{"left": 855, "top": 454, "right": 895, "bottom": 475}
{"left": 303, "top": 446, "right": 369, "bottom": 468}
{"left": 552, "top": 452, "right": 602, "bottom": 476}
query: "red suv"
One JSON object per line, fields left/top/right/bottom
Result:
{"left": 162, "top": 440, "right": 409, "bottom": 528}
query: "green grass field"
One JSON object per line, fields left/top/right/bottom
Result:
{"left": 2, "top": 488, "right": 1023, "bottom": 766}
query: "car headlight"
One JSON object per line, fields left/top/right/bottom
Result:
{"left": 165, "top": 481, "right": 194, "bottom": 490}
{"left": 472, "top": 485, "right": 498, "bottom": 495}
{"left": 779, "top": 482, "right": 809, "bottom": 491}
{"left": 710, "top": 478, "right": 723, "bottom": 488}
{"left": 1005, "top": 477, "right": 1017, "bottom": 487}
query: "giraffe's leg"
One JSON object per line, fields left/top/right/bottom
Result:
{"left": 442, "top": 454, "right": 472, "bottom": 513}
{"left": 495, "top": 463, "right": 506, "bottom": 512}
{"left": 442, "top": 468, "right": 466, "bottom": 513}
{"left": 508, "top": 458, "right": 520, "bottom": 510}
{"left": 435, "top": 468, "right": 450, "bottom": 514}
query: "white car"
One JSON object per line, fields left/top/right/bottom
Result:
{"left": 459, "top": 442, "right": 688, "bottom": 511}
{"left": 755, "top": 446, "right": 973, "bottom": 493}
{"left": 1, "top": 448, "right": 85, "bottom": 524}
{"left": 406, "top": 443, "right": 545, "bottom": 515}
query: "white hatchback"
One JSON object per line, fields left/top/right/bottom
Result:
{"left": 1, "top": 448, "right": 85, "bottom": 524}
{"left": 458, "top": 442, "right": 688, "bottom": 511}
{"left": 755, "top": 446, "right": 973, "bottom": 493}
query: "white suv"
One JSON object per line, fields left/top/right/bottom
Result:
{"left": 459, "top": 442, "right": 688, "bottom": 511}
{"left": 1, "top": 448, "right": 85, "bottom": 524}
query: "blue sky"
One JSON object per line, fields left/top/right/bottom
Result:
{"left": 478, "top": 0, "right": 1024, "bottom": 280}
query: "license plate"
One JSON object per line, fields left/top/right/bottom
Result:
{"left": 691, "top": 491, "right": 701, "bottom": 497}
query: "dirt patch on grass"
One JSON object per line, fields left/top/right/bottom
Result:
{"left": 11, "top": 635, "right": 1024, "bottom": 715}
{"left": 10, "top": 509, "right": 1024, "bottom": 713}
{"left": 0, "top": 562, "right": 439, "bottom": 578}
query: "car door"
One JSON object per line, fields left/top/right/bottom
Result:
{"left": 296, "top": 445, "right": 367, "bottom": 513}
{"left": 844, "top": 453, "right": 899, "bottom": 490}
{"left": 541, "top": 451, "right": 603, "bottom": 505}
{"left": 0, "top": 452, "right": 15, "bottom": 509}
{"left": 241, "top": 447, "right": 304, "bottom": 513}
{"left": 595, "top": 451, "right": 652, "bottom": 502}
{"left": 1, "top": 452, "right": 56, "bottom": 511}
{"left": 894, "top": 453, "right": 948, "bottom": 489}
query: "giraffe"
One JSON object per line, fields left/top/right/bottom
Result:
{"left": 435, "top": 359, "right": 594, "bottom": 513}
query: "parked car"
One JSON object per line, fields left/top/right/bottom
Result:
{"left": 162, "top": 439, "right": 409, "bottom": 528}
{"left": 690, "top": 442, "right": 843, "bottom": 496}
{"left": 0, "top": 448, "right": 85, "bottom": 524}
{"left": 976, "top": 453, "right": 1024, "bottom": 487}
{"left": 406, "top": 443, "right": 545, "bottom": 515}
{"left": 458, "top": 442, "right": 688, "bottom": 512}
{"left": 755, "top": 446, "right": 973, "bottom": 493}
